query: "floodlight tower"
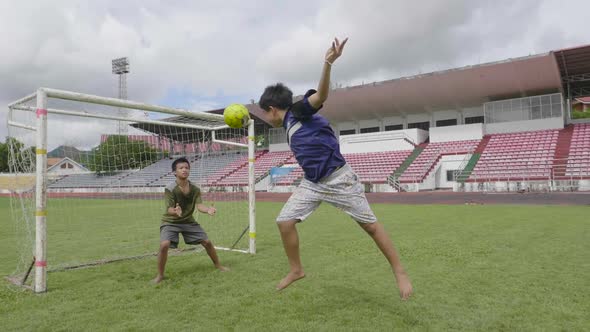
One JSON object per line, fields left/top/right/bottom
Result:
{"left": 112, "top": 57, "right": 130, "bottom": 134}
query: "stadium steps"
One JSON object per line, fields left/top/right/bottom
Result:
{"left": 230, "top": 155, "right": 293, "bottom": 185}
{"left": 117, "top": 171, "right": 134, "bottom": 181}
{"left": 212, "top": 151, "right": 294, "bottom": 186}
{"left": 399, "top": 140, "right": 481, "bottom": 183}
{"left": 457, "top": 153, "right": 481, "bottom": 183}
{"left": 392, "top": 146, "right": 424, "bottom": 178}
{"left": 456, "top": 136, "right": 490, "bottom": 182}
{"left": 212, "top": 150, "right": 268, "bottom": 185}
{"left": 226, "top": 153, "right": 262, "bottom": 182}
{"left": 254, "top": 153, "right": 294, "bottom": 184}
{"left": 148, "top": 171, "right": 174, "bottom": 186}
{"left": 474, "top": 135, "right": 491, "bottom": 153}
{"left": 552, "top": 125, "right": 574, "bottom": 177}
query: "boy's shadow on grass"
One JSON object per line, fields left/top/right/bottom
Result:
{"left": 318, "top": 284, "right": 418, "bottom": 324}
{"left": 172, "top": 262, "right": 222, "bottom": 276}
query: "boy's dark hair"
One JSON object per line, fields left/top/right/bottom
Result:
{"left": 258, "top": 83, "right": 293, "bottom": 111}
{"left": 172, "top": 157, "right": 190, "bottom": 172}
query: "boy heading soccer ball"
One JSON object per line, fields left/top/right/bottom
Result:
{"left": 258, "top": 37, "right": 412, "bottom": 300}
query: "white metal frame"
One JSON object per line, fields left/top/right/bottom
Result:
{"left": 8, "top": 88, "right": 256, "bottom": 293}
{"left": 483, "top": 93, "right": 564, "bottom": 124}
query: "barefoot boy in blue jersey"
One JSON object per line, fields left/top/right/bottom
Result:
{"left": 258, "top": 37, "right": 413, "bottom": 300}
{"left": 153, "top": 157, "right": 228, "bottom": 284}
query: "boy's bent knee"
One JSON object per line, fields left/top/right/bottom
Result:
{"left": 277, "top": 219, "right": 299, "bottom": 230}
{"left": 201, "top": 239, "right": 212, "bottom": 247}
{"left": 160, "top": 241, "right": 171, "bottom": 251}
{"left": 359, "top": 221, "right": 379, "bottom": 236}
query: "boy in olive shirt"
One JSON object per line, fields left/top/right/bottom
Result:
{"left": 153, "top": 157, "right": 228, "bottom": 284}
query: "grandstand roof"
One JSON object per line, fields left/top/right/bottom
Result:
{"left": 554, "top": 44, "right": 590, "bottom": 98}
{"left": 247, "top": 52, "right": 563, "bottom": 123}
{"left": 136, "top": 44, "right": 589, "bottom": 130}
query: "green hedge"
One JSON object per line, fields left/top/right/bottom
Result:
{"left": 572, "top": 110, "right": 590, "bottom": 119}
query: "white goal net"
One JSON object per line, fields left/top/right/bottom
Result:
{"left": 6, "top": 88, "right": 256, "bottom": 292}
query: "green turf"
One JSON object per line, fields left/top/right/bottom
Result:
{"left": 2, "top": 196, "right": 250, "bottom": 272}
{"left": 1, "top": 197, "right": 589, "bottom": 331}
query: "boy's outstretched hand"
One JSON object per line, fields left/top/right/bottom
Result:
{"left": 174, "top": 203, "right": 182, "bottom": 217}
{"left": 325, "top": 37, "right": 348, "bottom": 65}
{"left": 207, "top": 206, "right": 217, "bottom": 216}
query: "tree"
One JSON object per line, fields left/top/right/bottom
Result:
{"left": 0, "top": 138, "right": 8, "bottom": 172}
{"left": 90, "top": 135, "right": 159, "bottom": 174}
{"left": 255, "top": 134, "right": 266, "bottom": 147}
{"left": 0, "top": 137, "right": 35, "bottom": 173}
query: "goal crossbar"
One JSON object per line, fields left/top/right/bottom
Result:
{"left": 18, "top": 88, "right": 224, "bottom": 123}
{"left": 10, "top": 105, "right": 225, "bottom": 131}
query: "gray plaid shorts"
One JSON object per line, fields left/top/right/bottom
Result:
{"left": 276, "top": 164, "right": 377, "bottom": 224}
{"left": 160, "top": 222, "right": 208, "bottom": 248}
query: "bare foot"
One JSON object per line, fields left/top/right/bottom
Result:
{"left": 152, "top": 275, "right": 165, "bottom": 284}
{"left": 276, "top": 271, "right": 305, "bottom": 291}
{"left": 216, "top": 265, "right": 230, "bottom": 272}
{"left": 395, "top": 271, "right": 413, "bottom": 300}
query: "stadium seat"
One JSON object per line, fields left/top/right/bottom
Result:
{"left": 565, "top": 123, "right": 590, "bottom": 178}
{"left": 469, "top": 129, "right": 559, "bottom": 182}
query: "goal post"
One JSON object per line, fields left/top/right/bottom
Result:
{"left": 7, "top": 88, "right": 256, "bottom": 293}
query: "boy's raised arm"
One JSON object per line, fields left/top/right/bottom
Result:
{"left": 307, "top": 37, "right": 348, "bottom": 110}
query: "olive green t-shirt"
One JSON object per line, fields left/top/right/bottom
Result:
{"left": 161, "top": 181, "right": 203, "bottom": 224}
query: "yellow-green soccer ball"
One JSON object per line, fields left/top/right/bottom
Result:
{"left": 223, "top": 104, "right": 250, "bottom": 129}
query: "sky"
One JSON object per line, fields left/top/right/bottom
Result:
{"left": 1, "top": 0, "right": 588, "bottom": 149}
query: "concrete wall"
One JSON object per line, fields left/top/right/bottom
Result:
{"left": 433, "top": 110, "right": 460, "bottom": 124}
{"left": 337, "top": 121, "right": 358, "bottom": 133}
{"left": 407, "top": 113, "right": 430, "bottom": 124}
{"left": 430, "top": 124, "right": 483, "bottom": 143}
{"left": 435, "top": 154, "right": 469, "bottom": 188}
{"left": 339, "top": 131, "right": 415, "bottom": 153}
{"left": 269, "top": 143, "right": 290, "bottom": 152}
{"left": 415, "top": 129, "right": 429, "bottom": 144}
{"left": 382, "top": 116, "right": 404, "bottom": 127}
{"left": 484, "top": 117, "right": 564, "bottom": 134}
{"left": 462, "top": 106, "right": 484, "bottom": 119}
{"left": 358, "top": 119, "right": 381, "bottom": 131}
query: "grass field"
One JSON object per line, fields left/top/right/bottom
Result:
{"left": 1, "top": 197, "right": 589, "bottom": 331}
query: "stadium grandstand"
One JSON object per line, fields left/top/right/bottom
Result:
{"left": 40, "top": 44, "right": 590, "bottom": 195}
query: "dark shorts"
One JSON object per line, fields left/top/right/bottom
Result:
{"left": 160, "top": 222, "right": 209, "bottom": 248}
